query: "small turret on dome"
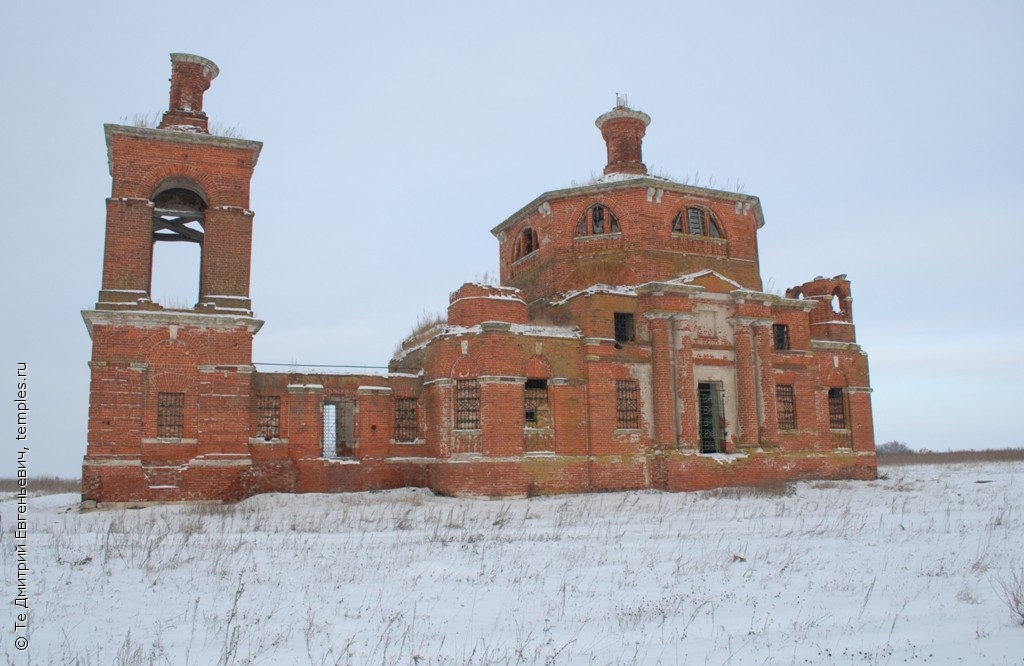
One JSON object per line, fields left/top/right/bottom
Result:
{"left": 159, "top": 53, "right": 220, "bottom": 133}
{"left": 595, "top": 94, "right": 651, "bottom": 176}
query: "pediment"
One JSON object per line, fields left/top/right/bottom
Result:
{"left": 666, "top": 270, "right": 746, "bottom": 294}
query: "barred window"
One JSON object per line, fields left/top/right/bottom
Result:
{"left": 524, "top": 378, "right": 550, "bottom": 428}
{"left": 775, "top": 385, "right": 796, "bottom": 430}
{"left": 455, "top": 379, "right": 481, "bottom": 430}
{"left": 828, "top": 388, "right": 847, "bottom": 429}
{"left": 157, "top": 392, "right": 184, "bottom": 438}
{"left": 322, "top": 403, "right": 338, "bottom": 457}
{"left": 773, "top": 324, "right": 790, "bottom": 351}
{"left": 395, "top": 398, "right": 418, "bottom": 442}
{"left": 614, "top": 312, "right": 635, "bottom": 343}
{"left": 616, "top": 380, "right": 640, "bottom": 429}
{"left": 256, "top": 395, "right": 280, "bottom": 439}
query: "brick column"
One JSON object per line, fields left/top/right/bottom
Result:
{"left": 733, "top": 321, "right": 759, "bottom": 449}
{"left": 647, "top": 313, "right": 676, "bottom": 450}
{"left": 479, "top": 376, "right": 525, "bottom": 457}
{"left": 99, "top": 198, "right": 154, "bottom": 305}
{"left": 847, "top": 387, "right": 875, "bottom": 451}
{"left": 200, "top": 206, "right": 255, "bottom": 313}
{"left": 673, "top": 314, "right": 698, "bottom": 451}
{"left": 357, "top": 386, "right": 392, "bottom": 458}
{"left": 425, "top": 378, "right": 454, "bottom": 457}
{"left": 753, "top": 322, "right": 778, "bottom": 447}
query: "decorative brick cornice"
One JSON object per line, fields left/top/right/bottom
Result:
{"left": 478, "top": 375, "right": 527, "bottom": 385}
{"left": 809, "top": 340, "right": 863, "bottom": 352}
{"left": 82, "top": 309, "right": 263, "bottom": 339}
{"left": 104, "top": 124, "right": 263, "bottom": 175}
{"left": 357, "top": 386, "right": 393, "bottom": 396}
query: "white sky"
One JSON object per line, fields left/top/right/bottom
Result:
{"left": 2, "top": 1, "right": 1022, "bottom": 477}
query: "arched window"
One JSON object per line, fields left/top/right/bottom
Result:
{"left": 672, "top": 207, "right": 722, "bottom": 238}
{"left": 828, "top": 388, "right": 847, "bottom": 429}
{"left": 513, "top": 227, "right": 539, "bottom": 261}
{"left": 150, "top": 187, "right": 206, "bottom": 306}
{"left": 575, "top": 204, "right": 620, "bottom": 236}
{"left": 830, "top": 287, "right": 849, "bottom": 321}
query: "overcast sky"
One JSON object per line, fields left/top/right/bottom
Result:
{"left": 3, "top": 1, "right": 1022, "bottom": 477}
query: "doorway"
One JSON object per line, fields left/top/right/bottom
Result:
{"left": 697, "top": 382, "right": 722, "bottom": 453}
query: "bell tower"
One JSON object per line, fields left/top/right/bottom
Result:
{"left": 82, "top": 54, "right": 264, "bottom": 504}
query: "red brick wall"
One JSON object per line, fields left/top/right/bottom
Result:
{"left": 84, "top": 63, "right": 876, "bottom": 505}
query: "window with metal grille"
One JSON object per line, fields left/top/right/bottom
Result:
{"left": 322, "top": 403, "right": 338, "bottom": 457}
{"left": 614, "top": 312, "right": 635, "bottom": 343}
{"left": 321, "top": 401, "right": 356, "bottom": 458}
{"left": 828, "top": 388, "right": 847, "bottom": 429}
{"left": 776, "top": 385, "right": 796, "bottom": 430}
{"left": 524, "top": 379, "right": 549, "bottom": 427}
{"left": 616, "top": 380, "right": 640, "bottom": 429}
{"left": 394, "top": 397, "right": 418, "bottom": 442}
{"left": 157, "top": 392, "right": 184, "bottom": 438}
{"left": 255, "top": 395, "right": 280, "bottom": 439}
{"left": 773, "top": 323, "right": 791, "bottom": 350}
{"left": 455, "top": 379, "right": 481, "bottom": 430}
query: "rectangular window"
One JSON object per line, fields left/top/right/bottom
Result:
{"left": 394, "top": 397, "right": 418, "bottom": 442}
{"left": 616, "top": 379, "right": 640, "bottom": 429}
{"left": 455, "top": 379, "right": 481, "bottom": 430}
{"left": 157, "top": 392, "right": 184, "bottom": 438}
{"left": 828, "top": 388, "right": 847, "bottom": 429}
{"left": 773, "top": 323, "right": 791, "bottom": 350}
{"left": 255, "top": 395, "right": 280, "bottom": 439}
{"left": 524, "top": 378, "right": 550, "bottom": 428}
{"left": 322, "top": 403, "right": 338, "bottom": 457}
{"left": 776, "top": 385, "right": 796, "bottom": 430}
{"left": 592, "top": 206, "right": 604, "bottom": 234}
{"left": 614, "top": 312, "right": 635, "bottom": 343}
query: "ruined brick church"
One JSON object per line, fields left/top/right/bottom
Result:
{"left": 82, "top": 54, "right": 876, "bottom": 504}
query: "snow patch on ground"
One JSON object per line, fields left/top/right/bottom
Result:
{"left": 3, "top": 462, "right": 1023, "bottom": 664}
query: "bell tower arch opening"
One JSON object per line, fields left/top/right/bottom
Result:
{"left": 150, "top": 186, "right": 206, "bottom": 308}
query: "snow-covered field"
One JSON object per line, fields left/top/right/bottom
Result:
{"left": 3, "top": 461, "right": 1022, "bottom": 665}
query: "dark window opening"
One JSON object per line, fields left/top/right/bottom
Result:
{"left": 576, "top": 205, "right": 620, "bottom": 236}
{"left": 697, "top": 382, "right": 724, "bottom": 453}
{"left": 773, "top": 324, "right": 791, "bottom": 351}
{"left": 513, "top": 228, "right": 539, "bottom": 261}
{"left": 828, "top": 388, "right": 847, "bottom": 429}
{"left": 614, "top": 312, "right": 635, "bottom": 343}
{"left": 157, "top": 392, "right": 184, "bottom": 438}
{"left": 524, "top": 378, "right": 550, "bottom": 428}
{"left": 456, "top": 379, "right": 481, "bottom": 430}
{"left": 676, "top": 207, "right": 723, "bottom": 238}
{"left": 256, "top": 395, "right": 280, "bottom": 440}
{"left": 776, "top": 385, "right": 796, "bottom": 430}
{"left": 394, "top": 397, "right": 418, "bottom": 442}
{"left": 616, "top": 380, "right": 640, "bottom": 429}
